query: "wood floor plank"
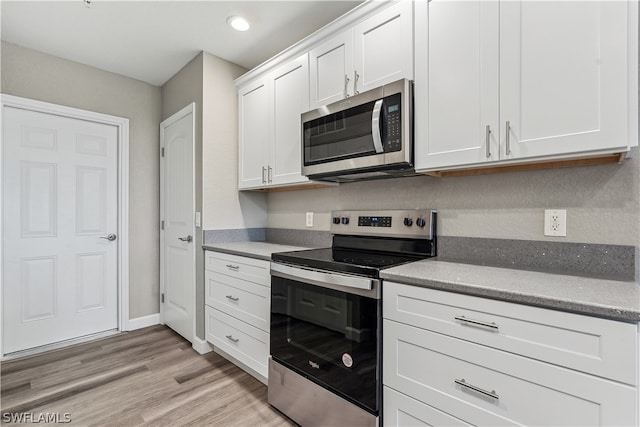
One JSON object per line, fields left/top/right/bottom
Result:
{"left": 0, "top": 326, "right": 292, "bottom": 426}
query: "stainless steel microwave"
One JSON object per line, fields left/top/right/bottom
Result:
{"left": 301, "top": 79, "right": 414, "bottom": 182}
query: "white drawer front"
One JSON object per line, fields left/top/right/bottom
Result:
{"left": 205, "top": 270, "right": 270, "bottom": 332}
{"left": 384, "top": 320, "right": 637, "bottom": 427}
{"left": 384, "top": 282, "right": 637, "bottom": 385}
{"left": 205, "top": 251, "right": 270, "bottom": 286}
{"left": 205, "top": 306, "right": 269, "bottom": 379}
{"left": 384, "top": 387, "right": 472, "bottom": 427}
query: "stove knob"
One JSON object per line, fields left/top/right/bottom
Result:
{"left": 341, "top": 217, "right": 349, "bottom": 225}
{"left": 416, "top": 217, "right": 427, "bottom": 228}
{"left": 403, "top": 217, "right": 413, "bottom": 227}
{"left": 333, "top": 217, "right": 341, "bottom": 225}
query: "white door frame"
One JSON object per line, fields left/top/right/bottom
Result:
{"left": 0, "top": 94, "right": 130, "bottom": 358}
{"left": 159, "top": 102, "right": 196, "bottom": 342}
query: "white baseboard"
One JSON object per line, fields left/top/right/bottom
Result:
{"left": 192, "top": 337, "right": 214, "bottom": 354}
{"left": 126, "top": 313, "right": 160, "bottom": 331}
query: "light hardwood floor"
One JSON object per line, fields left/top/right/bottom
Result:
{"left": 0, "top": 325, "right": 294, "bottom": 426}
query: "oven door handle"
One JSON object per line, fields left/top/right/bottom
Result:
{"left": 270, "top": 263, "right": 378, "bottom": 293}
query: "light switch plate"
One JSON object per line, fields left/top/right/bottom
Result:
{"left": 195, "top": 211, "right": 201, "bottom": 227}
{"left": 306, "top": 212, "right": 313, "bottom": 227}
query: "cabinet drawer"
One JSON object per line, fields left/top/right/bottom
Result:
{"left": 205, "top": 306, "right": 269, "bottom": 379}
{"left": 205, "top": 270, "right": 270, "bottom": 332}
{"left": 205, "top": 251, "right": 270, "bottom": 286}
{"left": 384, "top": 282, "right": 637, "bottom": 385}
{"left": 384, "top": 386, "right": 472, "bottom": 427}
{"left": 383, "top": 320, "right": 637, "bottom": 426}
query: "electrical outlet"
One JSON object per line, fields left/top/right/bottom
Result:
{"left": 306, "top": 211, "right": 314, "bottom": 227}
{"left": 544, "top": 209, "right": 567, "bottom": 237}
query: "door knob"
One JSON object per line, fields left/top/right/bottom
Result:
{"left": 100, "top": 233, "right": 117, "bottom": 241}
{"left": 178, "top": 235, "right": 193, "bottom": 243}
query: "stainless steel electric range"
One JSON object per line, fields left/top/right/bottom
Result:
{"left": 268, "top": 209, "right": 437, "bottom": 427}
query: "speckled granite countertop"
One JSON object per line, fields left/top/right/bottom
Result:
{"left": 381, "top": 259, "right": 640, "bottom": 322}
{"left": 203, "top": 242, "right": 311, "bottom": 261}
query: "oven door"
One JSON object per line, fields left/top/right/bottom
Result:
{"left": 270, "top": 263, "right": 381, "bottom": 415}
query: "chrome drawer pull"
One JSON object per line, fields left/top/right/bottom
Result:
{"left": 455, "top": 378, "right": 499, "bottom": 400}
{"left": 454, "top": 315, "right": 499, "bottom": 330}
{"left": 226, "top": 335, "right": 239, "bottom": 343}
{"left": 225, "top": 264, "right": 240, "bottom": 270}
{"left": 225, "top": 295, "right": 239, "bottom": 302}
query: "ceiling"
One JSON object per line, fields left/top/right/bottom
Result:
{"left": 1, "top": 1, "right": 363, "bottom": 86}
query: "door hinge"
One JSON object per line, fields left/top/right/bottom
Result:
{"left": 161, "top": 293, "right": 165, "bottom": 303}
{"left": 161, "top": 147, "right": 165, "bottom": 157}
{"left": 161, "top": 220, "right": 165, "bottom": 230}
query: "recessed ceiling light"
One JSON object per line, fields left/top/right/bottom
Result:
{"left": 227, "top": 16, "right": 250, "bottom": 32}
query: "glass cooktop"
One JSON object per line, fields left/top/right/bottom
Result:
{"left": 271, "top": 247, "right": 426, "bottom": 278}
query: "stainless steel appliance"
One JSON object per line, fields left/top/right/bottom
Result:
{"left": 268, "top": 209, "right": 437, "bottom": 427}
{"left": 301, "top": 79, "right": 414, "bottom": 182}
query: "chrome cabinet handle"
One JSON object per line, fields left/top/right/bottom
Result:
{"left": 455, "top": 378, "right": 499, "bottom": 400}
{"left": 225, "top": 295, "right": 239, "bottom": 302}
{"left": 178, "top": 235, "right": 192, "bottom": 243}
{"left": 268, "top": 165, "right": 272, "bottom": 183}
{"left": 455, "top": 315, "right": 498, "bottom": 330}
{"left": 100, "top": 233, "right": 117, "bottom": 241}
{"left": 485, "top": 125, "right": 491, "bottom": 158}
{"left": 505, "top": 121, "right": 511, "bottom": 155}
{"left": 371, "top": 99, "right": 384, "bottom": 153}
{"left": 262, "top": 166, "right": 267, "bottom": 184}
{"left": 354, "top": 70, "right": 360, "bottom": 95}
{"left": 344, "top": 74, "right": 350, "bottom": 98}
{"left": 225, "top": 264, "right": 240, "bottom": 271}
{"left": 226, "top": 335, "right": 239, "bottom": 343}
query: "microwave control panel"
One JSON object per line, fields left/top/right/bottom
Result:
{"left": 384, "top": 93, "right": 402, "bottom": 153}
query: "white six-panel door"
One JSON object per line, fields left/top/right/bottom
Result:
{"left": 160, "top": 104, "right": 195, "bottom": 343}
{"left": 3, "top": 106, "right": 119, "bottom": 354}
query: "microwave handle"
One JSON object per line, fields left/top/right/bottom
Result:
{"left": 371, "top": 99, "right": 384, "bottom": 153}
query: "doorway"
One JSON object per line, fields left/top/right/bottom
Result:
{"left": 1, "top": 95, "right": 130, "bottom": 357}
{"left": 160, "top": 103, "right": 195, "bottom": 343}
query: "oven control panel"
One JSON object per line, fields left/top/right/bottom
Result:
{"left": 358, "top": 216, "right": 392, "bottom": 227}
{"left": 331, "top": 209, "right": 436, "bottom": 239}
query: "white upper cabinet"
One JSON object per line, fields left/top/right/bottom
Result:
{"left": 269, "top": 55, "right": 310, "bottom": 186}
{"left": 309, "top": 32, "right": 354, "bottom": 108}
{"left": 309, "top": 1, "right": 414, "bottom": 109}
{"left": 415, "top": 0, "right": 638, "bottom": 172}
{"left": 238, "top": 54, "right": 310, "bottom": 190}
{"left": 414, "top": 0, "right": 499, "bottom": 168}
{"left": 500, "top": 1, "right": 632, "bottom": 160}
{"left": 238, "top": 79, "right": 269, "bottom": 189}
{"left": 352, "top": 1, "right": 414, "bottom": 94}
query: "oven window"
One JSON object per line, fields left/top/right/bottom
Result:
{"left": 303, "top": 99, "right": 381, "bottom": 166}
{"left": 271, "top": 276, "right": 380, "bottom": 414}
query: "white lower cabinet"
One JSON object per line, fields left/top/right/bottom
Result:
{"left": 204, "top": 251, "right": 271, "bottom": 383}
{"left": 383, "top": 282, "right": 639, "bottom": 426}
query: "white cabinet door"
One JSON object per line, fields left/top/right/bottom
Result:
{"left": 353, "top": 0, "right": 414, "bottom": 94}
{"left": 309, "top": 31, "right": 353, "bottom": 109}
{"left": 269, "top": 54, "right": 310, "bottom": 186}
{"left": 500, "top": 1, "right": 631, "bottom": 160}
{"left": 414, "top": 0, "right": 499, "bottom": 170}
{"left": 238, "top": 79, "right": 269, "bottom": 189}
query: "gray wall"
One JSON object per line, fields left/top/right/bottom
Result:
{"left": 162, "top": 51, "right": 265, "bottom": 339}
{"left": 1, "top": 41, "right": 162, "bottom": 319}
{"left": 202, "top": 53, "right": 266, "bottom": 231}
{"left": 268, "top": 153, "right": 640, "bottom": 247}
